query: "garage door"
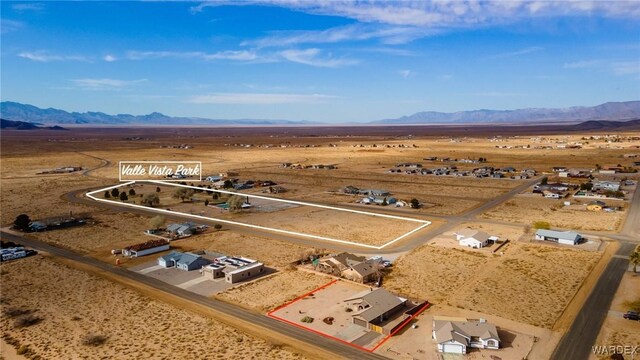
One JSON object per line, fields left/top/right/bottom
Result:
{"left": 443, "top": 344, "right": 464, "bottom": 354}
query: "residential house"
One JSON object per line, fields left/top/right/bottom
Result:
{"left": 433, "top": 319, "right": 501, "bottom": 354}
{"left": 587, "top": 201, "right": 607, "bottom": 211}
{"left": 341, "top": 185, "right": 360, "bottom": 195}
{"left": 176, "top": 253, "right": 210, "bottom": 271}
{"left": 166, "top": 222, "right": 196, "bottom": 237}
{"left": 341, "top": 261, "right": 379, "bottom": 283}
{"left": 344, "top": 288, "right": 408, "bottom": 334}
{"left": 317, "top": 252, "right": 367, "bottom": 276}
{"left": 202, "top": 256, "right": 265, "bottom": 284}
{"left": 543, "top": 190, "right": 562, "bottom": 199}
{"left": 358, "top": 189, "right": 390, "bottom": 197}
{"left": 592, "top": 180, "right": 621, "bottom": 192}
{"left": 122, "top": 239, "right": 170, "bottom": 257}
{"left": 362, "top": 196, "right": 397, "bottom": 205}
{"left": 454, "top": 229, "right": 498, "bottom": 249}
{"left": 205, "top": 175, "right": 222, "bottom": 182}
{"left": 535, "top": 229, "right": 582, "bottom": 245}
{"left": 158, "top": 251, "right": 184, "bottom": 268}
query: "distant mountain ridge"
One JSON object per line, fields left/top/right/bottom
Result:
{"left": 1, "top": 100, "right": 639, "bottom": 126}
{"left": 1, "top": 118, "right": 67, "bottom": 130}
{"left": 0, "top": 101, "right": 312, "bottom": 126}
{"left": 375, "top": 101, "right": 640, "bottom": 124}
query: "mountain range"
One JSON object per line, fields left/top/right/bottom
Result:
{"left": 376, "top": 101, "right": 640, "bottom": 124}
{"left": 1, "top": 100, "right": 639, "bottom": 126}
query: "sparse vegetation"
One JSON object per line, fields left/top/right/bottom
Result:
{"left": 532, "top": 221, "right": 551, "bottom": 230}
{"left": 81, "top": 333, "right": 108, "bottom": 346}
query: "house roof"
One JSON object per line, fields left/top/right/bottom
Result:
{"left": 124, "top": 239, "right": 169, "bottom": 252}
{"left": 166, "top": 223, "right": 194, "bottom": 233}
{"left": 455, "top": 229, "right": 490, "bottom": 242}
{"left": 348, "top": 260, "right": 378, "bottom": 278}
{"left": 535, "top": 229, "right": 581, "bottom": 241}
{"left": 346, "top": 288, "right": 405, "bottom": 322}
{"left": 176, "top": 252, "right": 204, "bottom": 266}
{"left": 434, "top": 320, "right": 500, "bottom": 345}
{"left": 330, "top": 252, "right": 367, "bottom": 268}
{"left": 159, "top": 251, "right": 183, "bottom": 262}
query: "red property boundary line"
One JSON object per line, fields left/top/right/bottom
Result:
{"left": 267, "top": 279, "right": 431, "bottom": 353}
{"left": 370, "top": 301, "right": 431, "bottom": 352}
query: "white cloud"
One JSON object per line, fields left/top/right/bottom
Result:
{"left": 125, "top": 50, "right": 260, "bottom": 62}
{"left": 1, "top": 19, "right": 23, "bottom": 34}
{"left": 399, "top": 69, "right": 414, "bottom": 78}
{"left": 470, "top": 91, "right": 525, "bottom": 97}
{"left": 563, "top": 59, "right": 603, "bottom": 69}
{"left": 243, "top": 23, "right": 435, "bottom": 48}
{"left": 486, "top": 46, "right": 544, "bottom": 59}
{"left": 611, "top": 61, "right": 640, "bottom": 76}
{"left": 12, "top": 3, "right": 44, "bottom": 12}
{"left": 187, "top": 92, "right": 336, "bottom": 104}
{"left": 192, "top": 1, "right": 640, "bottom": 27}
{"left": 563, "top": 59, "right": 640, "bottom": 77}
{"left": 279, "top": 48, "right": 357, "bottom": 67}
{"left": 18, "top": 51, "right": 90, "bottom": 62}
{"left": 103, "top": 54, "right": 117, "bottom": 62}
{"left": 70, "top": 78, "right": 148, "bottom": 90}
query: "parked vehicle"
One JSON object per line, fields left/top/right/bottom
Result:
{"left": 623, "top": 311, "right": 639, "bottom": 320}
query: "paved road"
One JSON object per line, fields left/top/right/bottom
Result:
{"left": 0, "top": 231, "right": 387, "bottom": 360}
{"left": 551, "top": 241, "right": 636, "bottom": 360}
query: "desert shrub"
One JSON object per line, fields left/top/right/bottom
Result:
{"left": 300, "top": 316, "right": 314, "bottom": 323}
{"left": 4, "top": 308, "right": 32, "bottom": 318}
{"left": 14, "top": 314, "right": 42, "bottom": 328}
{"left": 532, "top": 221, "right": 551, "bottom": 230}
{"left": 17, "top": 345, "right": 31, "bottom": 355}
{"left": 623, "top": 299, "right": 640, "bottom": 312}
{"left": 81, "top": 333, "right": 108, "bottom": 346}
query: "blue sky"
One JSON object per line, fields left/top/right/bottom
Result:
{"left": 1, "top": 1, "right": 639, "bottom": 122}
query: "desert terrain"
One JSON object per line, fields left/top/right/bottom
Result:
{"left": 0, "top": 254, "right": 306, "bottom": 360}
{"left": 1, "top": 126, "right": 639, "bottom": 358}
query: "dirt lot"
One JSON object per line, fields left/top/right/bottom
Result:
{"left": 385, "top": 241, "right": 604, "bottom": 329}
{"left": 216, "top": 270, "right": 334, "bottom": 312}
{"left": 384, "top": 244, "right": 490, "bottom": 303}
{"left": 481, "top": 195, "right": 625, "bottom": 231}
{"left": 591, "top": 271, "right": 640, "bottom": 360}
{"left": 0, "top": 255, "right": 306, "bottom": 360}
{"left": 453, "top": 242, "right": 603, "bottom": 328}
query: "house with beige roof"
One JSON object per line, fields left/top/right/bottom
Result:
{"left": 454, "top": 229, "right": 498, "bottom": 249}
{"left": 317, "top": 252, "right": 381, "bottom": 283}
{"left": 433, "top": 319, "right": 501, "bottom": 354}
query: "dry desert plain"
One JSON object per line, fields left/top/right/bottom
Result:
{"left": 1, "top": 126, "right": 640, "bottom": 358}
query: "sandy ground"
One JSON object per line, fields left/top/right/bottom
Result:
{"left": 112, "top": 184, "right": 428, "bottom": 246}
{"left": 385, "top": 241, "right": 604, "bottom": 329}
{"left": 591, "top": 271, "right": 640, "bottom": 360}
{"left": 481, "top": 195, "right": 625, "bottom": 231}
{"left": 216, "top": 270, "right": 334, "bottom": 312}
{"left": 453, "top": 242, "right": 603, "bottom": 328}
{"left": 384, "top": 244, "right": 490, "bottom": 303}
{"left": 0, "top": 255, "right": 306, "bottom": 360}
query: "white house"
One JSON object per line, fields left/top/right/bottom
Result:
{"left": 454, "top": 229, "right": 498, "bottom": 249}
{"left": 433, "top": 319, "right": 501, "bottom": 354}
{"left": 535, "top": 229, "right": 582, "bottom": 245}
{"left": 592, "top": 180, "right": 621, "bottom": 192}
